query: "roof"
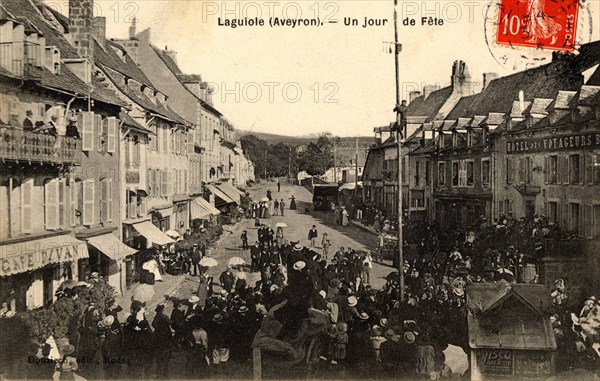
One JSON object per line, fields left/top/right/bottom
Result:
{"left": 406, "top": 86, "right": 453, "bottom": 121}
{"left": 119, "top": 111, "right": 151, "bottom": 134}
{"left": 151, "top": 45, "right": 223, "bottom": 118}
{"left": 466, "top": 283, "right": 556, "bottom": 350}
{"left": 528, "top": 98, "right": 553, "bottom": 115}
{"left": 446, "top": 93, "right": 481, "bottom": 120}
{"left": 484, "top": 113, "right": 505, "bottom": 126}
{"left": 94, "top": 39, "right": 155, "bottom": 88}
{"left": 579, "top": 85, "right": 600, "bottom": 106}
{"left": 554, "top": 90, "right": 578, "bottom": 109}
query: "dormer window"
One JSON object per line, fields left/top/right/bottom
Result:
{"left": 467, "top": 130, "right": 473, "bottom": 146}
{"left": 571, "top": 109, "right": 579, "bottom": 122}
{"left": 452, "top": 131, "right": 458, "bottom": 147}
{"left": 45, "top": 46, "right": 60, "bottom": 74}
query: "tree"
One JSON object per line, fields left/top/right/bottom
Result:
{"left": 240, "top": 135, "right": 298, "bottom": 179}
{"left": 297, "top": 141, "right": 333, "bottom": 176}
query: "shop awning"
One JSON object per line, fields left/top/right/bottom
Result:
{"left": 191, "top": 197, "right": 221, "bottom": 220}
{"left": 132, "top": 221, "right": 175, "bottom": 246}
{"left": 156, "top": 207, "right": 173, "bottom": 218}
{"left": 0, "top": 235, "right": 89, "bottom": 277}
{"left": 87, "top": 233, "right": 137, "bottom": 261}
{"left": 207, "top": 185, "right": 236, "bottom": 204}
{"left": 215, "top": 183, "right": 241, "bottom": 204}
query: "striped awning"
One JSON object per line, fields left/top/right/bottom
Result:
{"left": 87, "top": 233, "right": 137, "bottom": 261}
{"left": 132, "top": 221, "right": 175, "bottom": 246}
{"left": 191, "top": 197, "right": 221, "bottom": 220}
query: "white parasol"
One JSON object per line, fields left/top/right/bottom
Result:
{"left": 497, "top": 268, "right": 514, "bottom": 276}
{"left": 199, "top": 257, "right": 219, "bottom": 267}
{"left": 275, "top": 222, "right": 288, "bottom": 228}
{"left": 442, "top": 344, "right": 469, "bottom": 375}
{"left": 260, "top": 197, "right": 269, "bottom": 202}
{"left": 132, "top": 283, "right": 155, "bottom": 304}
{"left": 228, "top": 257, "right": 246, "bottom": 266}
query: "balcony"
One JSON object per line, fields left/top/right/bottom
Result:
{"left": 0, "top": 126, "right": 82, "bottom": 165}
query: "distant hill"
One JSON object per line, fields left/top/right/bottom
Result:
{"left": 236, "top": 130, "right": 377, "bottom": 166}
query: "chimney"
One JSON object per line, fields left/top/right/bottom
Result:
{"left": 409, "top": 91, "right": 421, "bottom": 104}
{"left": 482, "top": 72, "right": 498, "bottom": 89}
{"left": 129, "top": 17, "right": 137, "bottom": 39}
{"left": 92, "top": 17, "right": 106, "bottom": 41}
{"left": 451, "top": 60, "right": 471, "bottom": 96}
{"left": 422, "top": 85, "right": 438, "bottom": 100}
{"left": 164, "top": 46, "right": 177, "bottom": 64}
{"left": 519, "top": 90, "right": 525, "bottom": 112}
{"left": 69, "top": 0, "right": 94, "bottom": 65}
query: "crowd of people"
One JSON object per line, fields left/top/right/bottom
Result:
{"left": 7, "top": 185, "right": 599, "bottom": 380}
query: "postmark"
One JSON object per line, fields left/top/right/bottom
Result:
{"left": 496, "top": 0, "right": 579, "bottom": 51}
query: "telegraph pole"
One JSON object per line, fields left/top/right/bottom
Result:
{"left": 288, "top": 146, "right": 292, "bottom": 181}
{"left": 264, "top": 149, "right": 267, "bottom": 180}
{"left": 354, "top": 138, "right": 359, "bottom": 198}
{"left": 393, "top": 0, "right": 405, "bottom": 302}
{"left": 333, "top": 139, "right": 337, "bottom": 183}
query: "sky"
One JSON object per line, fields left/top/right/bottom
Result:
{"left": 48, "top": 0, "right": 600, "bottom": 137}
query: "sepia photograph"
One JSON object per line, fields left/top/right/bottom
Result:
{"left": 0, "top": 0, "right": 599, "bottom": 379}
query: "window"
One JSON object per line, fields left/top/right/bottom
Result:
{"left": 584, "top": 205, "right": 593, "bottom": 239}
{"left": 107, "top": 117, "right": 117, "bottom": 153}
{"left": 506, "top": 157, "right": 514, "bottom": 184}
{"left": 452, "top": 162, "right": 459, "bottom": 186}
{"left": 438, "top": 162, "right": 446, "bottom": 186}
{"left": 124, "top": 137, "right": 130, "bottom": 167}
{"left": 595, "top": 153, "right": 600, "bottom": 185}
{"left": 547, "top": 155, "right": 558, "bottom": 184}
{"left": 594, "top": 205, "right": 600, "bottom": 238}
{"left": 99, "top": 178, "right": 113, "bottom": 223}
{"left": 482, "top": 159, "right": 490, "bottom": 185}
{"left": 133, "top": 136, "right": 141, "bottom": 166}
{"left": 518, "top": 158, "right": 526, "bottom": 184}
{"left": 569, "top": 203, "right": 580, "bottom": 234}
{"left": 425, "top": 161, "right": 430, "bottom": 186}
{"left": 70, "top": 179, "right": 80, "bottom": 227}
{"left": 569, "top": 155, "right": 581, "bottom": 184}
{"left": 466, "top": 160, "right": 474, "bottom": 186}
{"left": 82, "top": 179, "right": 95, "bottom": 226}
{"left": 525, "top": 157, "right": 532, "bottom": 184}
{"left": 96, "top": 115, "right": 106, "bottom": 152}
{"left": 547, "top": 201, "right": 558, "bottom": 224}
{"left": 414, "top": 162, "right": 420, "bottom": 186}
{"left": 149, "top": 124, "right": 158, "bottom": 151}
{"left": 21, "top": 178, "right": 33, "bottom": 233}
{"left": 79, "top": 112, "right": 94, "bottom": 151}
{"left": 44, "top": 179, "right": 61, "bottom": 230}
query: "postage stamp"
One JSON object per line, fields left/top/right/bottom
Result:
{"left": 495, "top": 0, "right": 580, "bottom": 51}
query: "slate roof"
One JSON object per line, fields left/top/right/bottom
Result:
{"left": 446, "top": 93, "right": 481, "bottom": 120}
{"left": 151, "top": 45, "right": 223, "bottom": 118}
{"left": 94, "top": 39, "right": 154, "bottom": 87}
{"left": 554, "top": 90, "right": 578, "bottom": 109}
{"left": 579, "top": 85, "right": 600, "bottom": 106}
{"left": 119, "top": 111, "right": 150, "bottom": 134}
{"left": 406, "top": 86, "right": 453, "bottom": 121}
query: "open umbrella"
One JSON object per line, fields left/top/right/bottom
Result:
{"left": 165, "top": 230, "right": 181, "bottom": 239}
{"left": 497, "top": 268, "right": 514, "bottom": 276}
{"left": 260, "top": 197, "right": 269, "bottom": 202}
{"left": 442, "top": 344, "right": 469, "bottom": 375}
{"left": 132, "top": 283, "right": 155, "bottom": 304}
{"left": 275, "top": 222, "right": 288, "bottom": 228}
{"left": 199, "top": 257, "right": 219, "bottom": 267}
{"left": 228, "top": 257, "right": 246, "bottom": 266}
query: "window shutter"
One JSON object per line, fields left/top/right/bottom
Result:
{"left": 161, "top": 170, "right": 167, "bottom": 196}
{"left": 44, "top": 180, "right": 59, "bottom": 230}
{"left": 167, "top": 170, "right": 173, "bottom": 196}
{"left": 80, "top": 112, "right": 94, "bottom": 151}
{"left": 560, "top": 155, "right": 569, "bottom": 185}
{"left": 82, "top": 180, "right": 95, "bottom": 226}
{"left": 124, "top": 138, "right": 130, "bottom": 167}
{"left": 148, "top": 169, "right": 153, "bottom": 196}
{"left": 184, "top": 170, "right": 188, "bottom": 194}
{"left": 188, "top": 132, "right": 194, "bottom": 155}
{"left": 154, "top": 169, "right": 160, "bottom": 196}
{"left": 139, "top": 195, "right": 147, "bottom": 216}
{"left": 94, "top": 114, "right": 102, "bottom": 151}
{"left": 506, "top": 158, "right": 514, "bottom": 184}
{"left": 544, "top": 157, "right": 549, "bottom": 184}
{"left": 21, "top": 179, "right": 33, "bottom": 233}
{"left": 107, "top": 117, "right": 117, "bottom": 153}
{"left": 70, "top": 180, "right": 78, "bottom": 226}
{"left": 100, "top": 180, "right": 108, "bottom": 223}
{"left": 584, "top": 204, "right": 592, "bottom": 238}
{"left": 58, "top": 179, "right": 66, "bottom": 227}
{"left": 586, "top": 153, "right": 594, "bottom": 185}
{"left": 128, "top": 191, "right": 136, "bottom": 219}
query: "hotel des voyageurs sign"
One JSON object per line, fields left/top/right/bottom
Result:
{"left": 506, "top": 132, "right": 600, "bottom": 154}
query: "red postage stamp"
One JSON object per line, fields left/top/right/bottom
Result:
{"left": 496, "top": 0, "right": 579, "bottom": 52}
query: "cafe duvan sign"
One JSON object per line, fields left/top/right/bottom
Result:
{"left": 507, "top": 132, "right": 600, "bottom": 154}
{"left": 0, "top": 237, "right": 88, "bottom": 277}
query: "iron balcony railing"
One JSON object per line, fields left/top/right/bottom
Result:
{"left": 0, "top": 126, "right": 82, "bottom": 165}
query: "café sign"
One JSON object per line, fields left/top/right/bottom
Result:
{"left": 507, "top": 132, "right": 600, "bottom": 154}
{"left": 0, "top": 237, "right": 88, "bottom": 277}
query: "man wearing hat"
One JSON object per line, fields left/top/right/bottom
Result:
{"left": 250, "top": 241, "right": 260, "bottom": 272}
{"left": 208, "top": 314, "right": 230, "bottom": 369}
{"left": 55, "top": 344, "right": 78, "bottom": 379}
{"left": 23, "top": 110, "right": 35, "bottom": 131}
{"left": 219, "top": 266, "right": 236, "bottom": 293}
{"left": 307, "top": 225, "right": 318, "bottom": 248}
{"left": 151, "top": 304, "right": 173, "bottom": 378}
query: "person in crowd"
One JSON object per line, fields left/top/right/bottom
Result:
{"left": 289, "top": 195, "right": 297, "bottom": 210}
{"left": 23, "top": 110, "right": 35, "bottom": 132}
{"left": 308, "top": 225, "right": 318, "bottom": 248}
{"left": 219, "top": 266, "right": 236, "bottom": 293}
{"left": 322, "top": 232, "right": 331, "bottom": 259}
{"left": 241, "top": 230, "right": 249, "bottom": 250}
{"left": 151, "top": 303, "right": 173, "bottom": 378}
{"left": 280, "top": 199, "right": 286, "bottom": 216}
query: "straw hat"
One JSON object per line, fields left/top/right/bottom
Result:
{"left": 189, "top": 296, "right": 200, "bottom": 304}
{"left": 102, "top": 315, "right": 115, "bottom": 327}
{"left": 348, "top": 296, "right": 358, "bottom": 307}
{"left": 293, "top": 261, "right": 306, "bottom": 270}
{"left": 59, "top": 344, "right": 75, "bottom": 356}
{"left": 403, "top": 331, "right": 416, "bottom": 344}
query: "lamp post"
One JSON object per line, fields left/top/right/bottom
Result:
{"left": 393, "top": 0, "right": 406, "bottom": 302}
